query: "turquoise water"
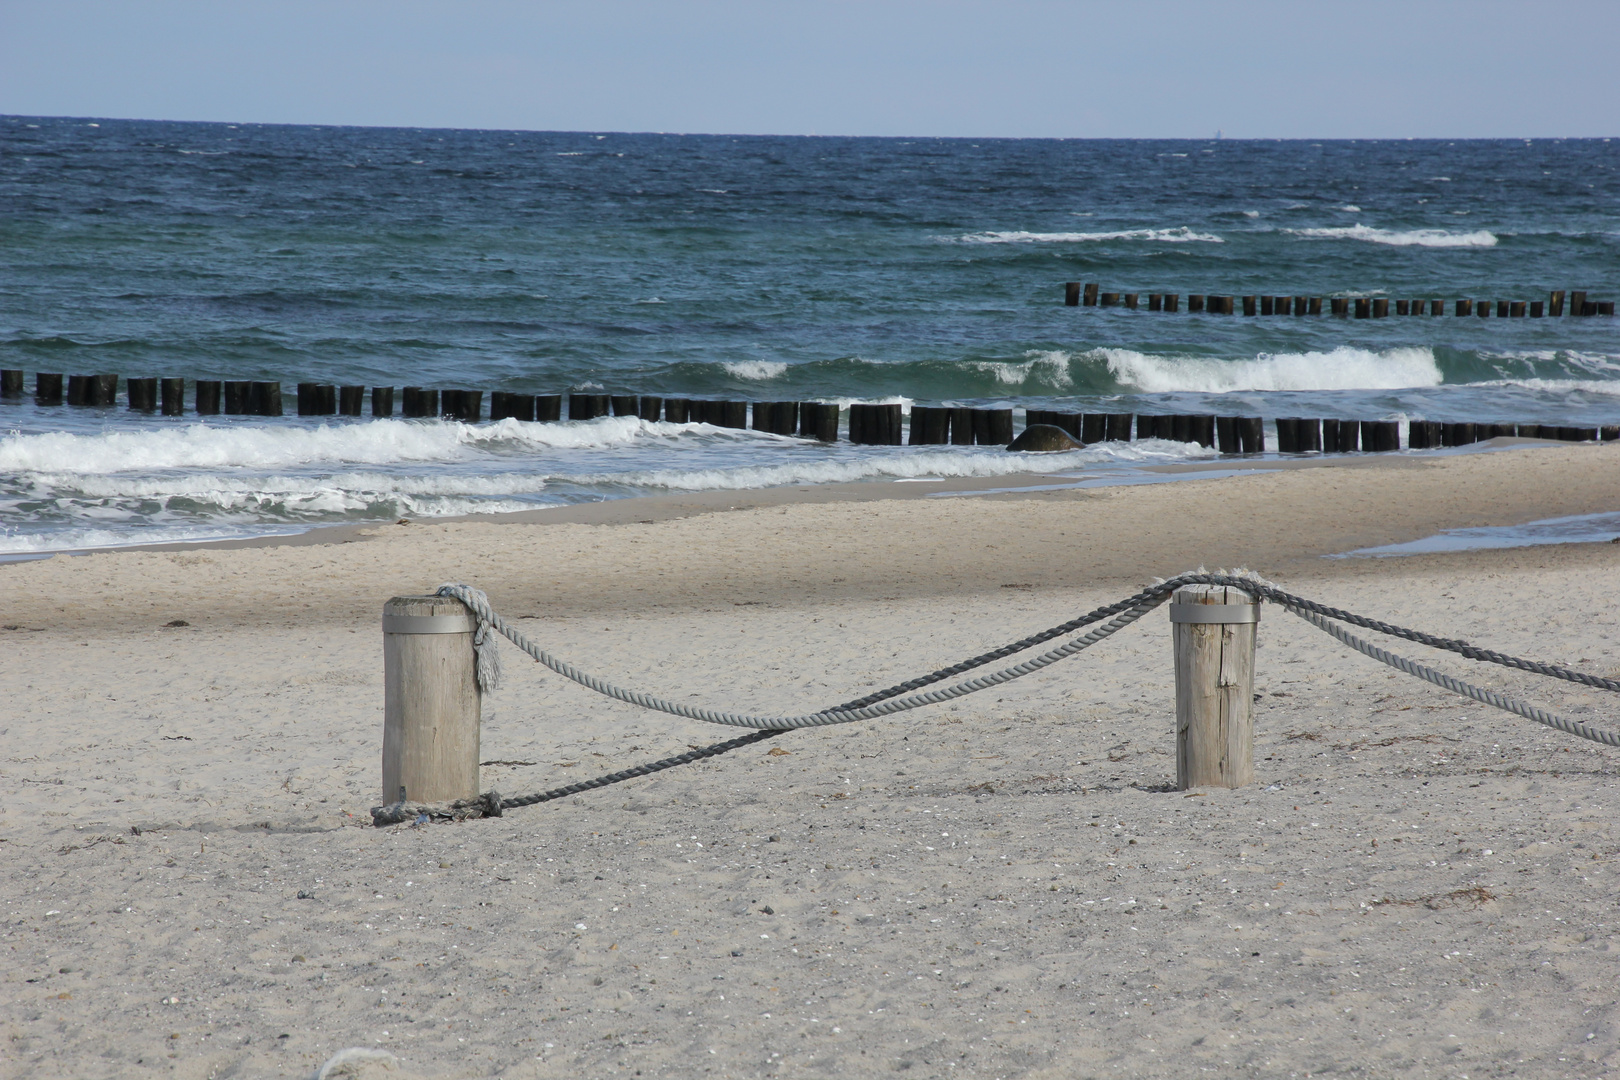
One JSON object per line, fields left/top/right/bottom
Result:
{"left": 1, "top": 117, "right": 1617, "bottom": 551}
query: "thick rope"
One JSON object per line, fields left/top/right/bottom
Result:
{"left": 1287, "top": 605, "right": 1620, "bottom": 748}
{"left": 368, "top": 573, "right": 1620, "bottom": 824}
{"left": 442, "top": 584, "right": 502, "bottom": 694}
{"left": 435, "top": 582, "right": 1165, "bottom": 730}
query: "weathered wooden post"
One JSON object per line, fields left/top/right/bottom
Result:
{"left": 161, "top": 377, "right": 185, "bottom": 416}
{"left": 382, "top": 595, "right": 482, "bottom": 805}
{"left": 1172, "top": 584, "right": 1258, "bottom": 790}
{"left": 1065, "top": 282, "right": 1081, "bottom": 306}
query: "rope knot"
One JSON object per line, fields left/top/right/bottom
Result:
{"left": 436, "top": 583, "right": 502, "bottom": 695}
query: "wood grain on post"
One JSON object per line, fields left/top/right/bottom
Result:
{"left": 1172, "top": 584, "right": 1258, "bottom": 791}
{"left": 382, "top": 595, "right": 481, "bottom": 805}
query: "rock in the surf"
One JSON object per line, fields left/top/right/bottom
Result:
{"left": 1007, "top": 424, "right": 1085, "bottom": 452}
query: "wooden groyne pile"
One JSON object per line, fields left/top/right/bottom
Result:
{"left": 1, "top": 369, "right": 1614, "bottom": 453}
{"left": 1063, "top": 283, "right": 1615, "bottom": 318}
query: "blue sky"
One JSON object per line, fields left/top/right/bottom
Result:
{"left": 2, "top": 0, "right": 1615, "bottom": 138}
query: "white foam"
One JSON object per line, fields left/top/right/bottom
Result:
{"left": 0, "top": 417, "right": 722, "bottom": 475}
{"left": 1286, "top": 224, "right": 1498, "bottom": 248}
{"left": 963, "top": 351, "right": 1075, "bottom": 390}
{"left": 564, "top": 441, "right": 1213, "bottom": 493}
{"left": 1096, "top": 346, "right": 1443, "bottom": 394}
{"left": 954, "top": 227, "right": 1222, "bottom": 244}
{"left": 722, "top": 360, "right": 789, "bottom": 380}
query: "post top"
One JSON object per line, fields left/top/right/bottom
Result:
{"left": 384, "top": 594, "right": 470, "bottom": 617}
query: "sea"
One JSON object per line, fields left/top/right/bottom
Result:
{"left": 1, "top": 116, "right": 1617, "bottom": 554}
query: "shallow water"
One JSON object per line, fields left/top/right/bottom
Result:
{"left": 1334, "top": 511, "right": 1620, "bottom": 557}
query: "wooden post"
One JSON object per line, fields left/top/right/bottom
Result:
{"left": 1509, "top": 301, "right": 1525, "bottom": 318}
{"left": 1429, "top": 299, "right": 1443, "bottom": 316}
{"left": 802, "top": 402, "right": 838, "bottom": 441}
{"left": 1569, "top": 290, "right": 1587, "bottom": 316}
{"left": 90, "top": 373, "right": 118, "bottom": 406}
{"left": 1123, "top": 293, "right": 1139, "bottom": 309}
{"left": 1476, "top": 300, "right": 1491, "bottom": 318}
{"left": 0, "top": 370, "right": 21, "bottom": 398}
{"left": 535, "top": 394, "right": 562, "bottom": 422}
{"left": 36, "top": 372, "right": 64, "bottom": 405}
{"left": 372, "top": 386, "right": 395, "bottom": 417}
{"left": 1396, "top": 300, "right": 1410, "bottom": 316}
{"left": 1275, "top": 417, "right": 1298, "bottom": 453}
{"left": 1238, "top": 416, "right": 1264, "bottom": 453}
{"left": 338, "top": 386, "right": 364, "bottom": 416}
{"left": 382, "top": 595, "right": 481, "bottom": 805}
{"left": 612, "top": 395, "right": 639, "bottom": 417}
{"left": 1308, "top": 297, "right": 1323, "bottom": 315}
{"left": 224, "top": 380, "right": 250, "bottom": 414}
{"left": 1331, "top": 298, "right": 1349, "bottom": 317}
{"left": 1372, "top": 298, "right": 1389, "bottom": 318}
{"left": 194, "top": 379, "right": 220, "bottom": 414}
{"left": 639, "top": 396, "right": 663, "bottom": 421}
{"left": 1081, "top": 414, "right": 1106, "bottom": 443}
{"left": 1188, "top": 294, "right": 1206, "bottom": 313}
{"left": 1216, "top": 416, "right": 1239, "bottom": 454}
{"left": 1243, "top": 295, "right": 1258, "bottom": 316}
{"left": 1164, "top": 293, "right": 1180, "bottom": 313}
{"left": 127, "top": 377, "right": 157, "bottom": 411}
{"left": 253, "top": 382, "right": 283, "bottom": 417}
{"left": 1100, "top": 292, "right": 1120, "bottom": 307}
{"left": 1259, "top": 295, "right": 1274, "bottom": 316}
{"left": 1529, "top": 301, "right": 1544, "bottom": 318}
{"left": 1172, "top": 584, "right": 1258, "bottom": 790}
{"left": 1082, "top": 283, "right": 1099, "bottom": 306}
{"left": 1354, "top": 298, "right": 1370, "bottom": 319}
{"left": 1456, "top": 299, "right": 1472, "bottom": 316}
{"left": 161, "top": 377, "right": 185, "bottom": 416}
{"left": 1148, "top": 293, "right": 1163, "bottom": 312}
{"left": 1065, "top": 282, "right": 1081, "bottom": 306}
{"left": 1549, "top": 290, "right": 1566, "bottom": 316}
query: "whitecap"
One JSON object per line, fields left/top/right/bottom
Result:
{"left": 722, "top": 360, "right": 789, "bottom": 380}
{"left": 953, "top": 227, "right": 1222, "bottom": 244}
{"left": 961, "top": 351, "right": 1075, "bottom": 390}
{"left": 1094, "top": 346, "right": 1443, "bottom": 394}
{"left": 1286, "top": 224, "right": 1497, "bottom": 248}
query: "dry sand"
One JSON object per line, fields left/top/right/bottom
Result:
{"left": 3, "top": 443, "right": 1619, "bottom": 1079}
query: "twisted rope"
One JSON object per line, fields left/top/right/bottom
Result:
{"left": 367, "top": 572, "right": 1620, "bottom": 824}
{"left": 436, "top": 582, "right": 1165, "bottom": 730}
{"left": 1286, "top": 605, "right": 1620, "bottom": 748}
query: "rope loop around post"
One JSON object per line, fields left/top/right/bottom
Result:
{"left": 365, "top": 570, "right": 1620, "bottom": 824}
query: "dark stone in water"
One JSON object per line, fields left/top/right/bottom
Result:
{"left": 1007, "top": 424, "right": 1085, "bottom": 452}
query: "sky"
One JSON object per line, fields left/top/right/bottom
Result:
{"left": 1, "top": 0, "right": 1616, "bottom": 139}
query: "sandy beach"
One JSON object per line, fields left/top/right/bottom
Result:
{"left": 4, "top": 441, "right": 1620, "bottom": 1079}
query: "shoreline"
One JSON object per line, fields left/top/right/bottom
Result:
{"left": 0, "top": 436, "right": 1543, "bottom": 563}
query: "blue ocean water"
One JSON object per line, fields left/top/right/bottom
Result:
{"left": 1, "top": 116, "right": 1617, "bottom": 552}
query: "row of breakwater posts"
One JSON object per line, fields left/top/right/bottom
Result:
{"left": 371, "top": 576, "right": 1620, "bottom": 825}
{"left": 1062, "top": 282, "right": 1616, "bottom": 318}
{"left": 3, "top": 369, "right": 1617, "bottom": 450}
